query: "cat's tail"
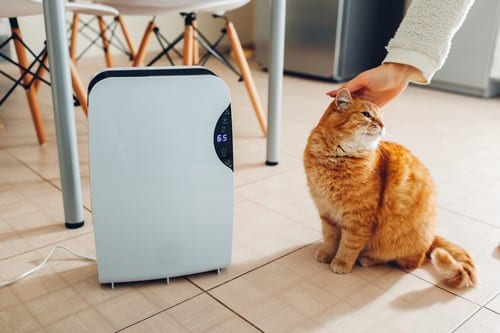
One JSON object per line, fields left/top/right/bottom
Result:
{"left": 427, "top": 235, "right": 478, "bottom": 289}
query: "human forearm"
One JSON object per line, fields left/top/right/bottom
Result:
{"left": 383, "top": 0, "right": 475, "bottom": 83}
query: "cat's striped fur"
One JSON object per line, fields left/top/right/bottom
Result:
{"left": 303, "top": 88, "right": 477, "bottom": 288}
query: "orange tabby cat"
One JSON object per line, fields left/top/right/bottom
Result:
{"left": 303, "top": 88, "right": 477, "bottom": 288}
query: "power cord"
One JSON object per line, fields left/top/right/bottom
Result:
{"left": 0, "top": 245, "right": 96, "bottom": 288}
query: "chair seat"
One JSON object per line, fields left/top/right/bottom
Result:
{"left": 95, "top": 0, "right": 249, "bottom": 16}
{"left": 0, "top": 0, "right": 91, "bottom": 145}
{"left": 64, "top": 2, "right": 119, "bottom": 17}
{"left": 0, "top": 0, "right": 43, "bottom": 18}
{"left": 94, "top": 0, "right": 200, "bottom": 15}
{"left": 188, "top": 0, "right": 250, "bottom": 15}
{"left": 3, "top": 0, "right": 120, "bottom": 18}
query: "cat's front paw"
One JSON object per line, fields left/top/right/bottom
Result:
{"left": 330, "top": 258, "right": 353, "bottom": 274}
{"left": 315, "top": 246, "right": 335, "bottom": 264}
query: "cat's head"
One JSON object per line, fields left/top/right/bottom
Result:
{"left": 316, "top": 88, "right": 385, "bottom": 155}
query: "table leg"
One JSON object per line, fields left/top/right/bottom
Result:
{"left": 266, "top": 0, "right": 286, "bottom": 166}
{"left": 42, "top": 0, "right": 84, "bottom": 229}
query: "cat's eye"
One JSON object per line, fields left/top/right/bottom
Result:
{"left": 361, "top": 111, "right": 372, "bottom": 118}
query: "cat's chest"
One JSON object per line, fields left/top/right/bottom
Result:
{"left": 306, "top": 162, "right": 375, "bottom": 223}
{"left": 306, "top": 166, "right": 350, "bottom": 219}
{"left": 307, "top": 163, "right": 357, "bottom": 194}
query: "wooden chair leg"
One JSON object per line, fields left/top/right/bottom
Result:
{"left": 116, "top": 16, "right": 136, "bottom": 60}
{"left": 11, "top": 19, "right": 46, "bottom": 144}
{"left": 97, "top": 16, "right": 113, "bottom": 67}
{"left": 69, "top": 13, "right": 79, "bottom": 61}
{"left": 183, "top": 24, "right": 194, "bottom": 66}
{"left": 225, "top": 21, "right": 267, "bottom": 136}
{"left": 34, "top": 51, "right": 49, "bottom": 92}
{"left": 35, "top": 55, "right": 88, "bottom": 116}
{"left": 192, "top": 20, "right": 199, "bottom": 65}
{"left": 133, "top": 19, "right": 156, "bottom": 66}
{"left": 24, "top": 88, "right": 46, "bottom": 144}
{"left": 69, "top": 60, "right": 88, "bottom": 116}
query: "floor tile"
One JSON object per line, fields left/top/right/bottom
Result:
{"left": 1, "top": 53, "right": 500, "bottom": 332}
{"left": 93, "top": 279, "right": 202, "bottom": 330}
{"left": 43, "top": 308, "right": 114, "bottom": 333}
{"left": 0, "top": 149, "right": 94, "bottom": 260}
{"left": 94, "top": 290, "right": 160, "bottom": 330}
{"left": 408, "top": 208, "right": 500, "bottom": 305}
{"left": 122, "top": 293, "right": 260, "bottom": 333}
{"left": 25, "top": 286, "right": 89, "bottom": 326}
{"left": 1, "top": 250, "right": 67, "bottom": 303}
{"left": 211, "top": 244, "right": 479, "bottom": 333}
{"left": 187, "top": 194, "right": 319, "bottom": 290}
{"left": 455, "top": 308, "right": 500, "bottom": 333}
{"left": 486, "top": 292, "right": 500, "bottom": 314}
{"left": 0, "top": 303, "right": 41, "bottom": 333}
{"left": 235, "top": 167, "right": 320, "bottom": 229}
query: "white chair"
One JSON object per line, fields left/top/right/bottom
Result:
{"left": 182, "top": 0, "right": 267, "bottom": 136}
{"left": 0, "top": 0, "right": 118, "bottom": 144}
{"left": 94, "top": 0, "right": 267, "bottom": 136}
{"left": 65, "top": 1, "right": 137, "bottom": 67}
{"left": 93, "top": 1, "right": 204, "bottom": 66}
{"left": 1, "top": 1, "right": 54, "bottom": 144}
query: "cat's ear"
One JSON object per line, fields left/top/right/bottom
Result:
{"left": 335, "top": 88, "right": 352, "bottom": 111}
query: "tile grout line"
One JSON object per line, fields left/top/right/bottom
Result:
{"left": 481, "top": 290, "right": 500, "bottom": 314}
{"left": 236, "top": 188, "right": 315, "bottom": 227}
{"left": 205, "top": 291, "right": 265, "bottom": 333}
{"left": 405, "top": 267, "right": 484, "bottom": 308}
{"left": 0, "top": 229, "right": 95, "bottom": 262}
{"left": 189, "top": 243, "right": 315, "bottom": 292}
{"left": 187, "top": 244, "right": 318, "bottom": 331}
{"left": 3, "top": 148, "right": 93, "bottom": 214}
{"left": 0, "top": 149, "right": 96, "bottom": 264}
{"left": 450, "top": 306, "right": 483, "bottom": 333}
{"left": 450, "top": 288, "right": 500, "bottom": 333}
{"left": 114, "top": 289, "right": 206, "bottom": 332}
{"left": 439, "top": 205, "right": 500, "bottom": 230}
{"left": 233, "top": 158, "right": 303, "bottom": 191}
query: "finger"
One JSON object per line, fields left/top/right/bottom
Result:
{"left": 341, "top": 78, "right": 366, "bottom": 94}
{"left": 326, "top": 89, "right": 339, "bottom": 97}
{"left": 326, "top": 76, "right": 366, "bottom": 97}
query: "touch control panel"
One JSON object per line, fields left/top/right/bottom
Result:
{"left": 214, "top": 106, "right": 233, "bottom": 170}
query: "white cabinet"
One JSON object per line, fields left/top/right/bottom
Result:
{"left": 429, "top": 0, "right": 500, "bottom": 97}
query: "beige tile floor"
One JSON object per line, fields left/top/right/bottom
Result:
{"left": 1, "top": 53, "right": 500, "bottom": 332}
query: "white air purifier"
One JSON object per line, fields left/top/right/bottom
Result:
{"left": 88, "top": 66, "right": 233, "bottom": 286}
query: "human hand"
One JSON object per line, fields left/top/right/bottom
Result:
{"left": 327, "top": 63, "right": 422, "bottom": 107}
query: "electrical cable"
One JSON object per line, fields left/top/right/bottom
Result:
{"left": 0, "top": 245, "right": 96, "bottom": 288}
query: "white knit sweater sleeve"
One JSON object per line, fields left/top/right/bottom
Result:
{"left": 383, "top": 0, "right": 475, "bottom": 83}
